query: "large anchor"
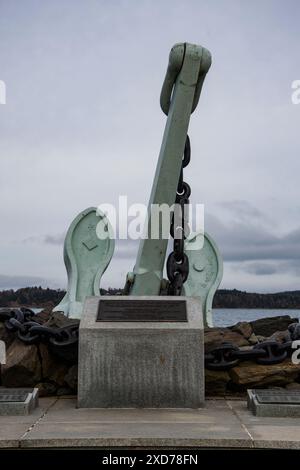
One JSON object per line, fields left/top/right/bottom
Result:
{"left": 54, "top": 43, "right": 223, "bottom": 327}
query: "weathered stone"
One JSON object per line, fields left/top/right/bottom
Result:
{"left": 267, "top": 330, "right": 291, "bottom": 343}
{"left": 39, "top": 343, "right": 69, "bottom": 385}
{"left": 251, "top": 316, "right": 298, "bottom": 337}
{"left": 2, "top": 340, "right": 42, "bottom": 387}
{"left": 285, "top": 382, "right": 300, "bottom": 390}
{"left": 205, "top": 369, "right": 230, "bottom": 395}
{"left": 0, "top": 322, "right": 14, "bottom": 348}
{"left": 229, "top": 360, "right": 300, "bottom": 388}
{"left": 44, "top": 312, "right": 79, "bottom": 329}
{"left": 34, "top": 310, "right": 51, "bottom": 323}
{"left": 36, "top": 382, "right": 57, "bottom": 397}
{"left": 248, "top": 333, "right": 259, "bottom": 345}
{"left": 256, "top": 335, "right": 266, "bottom": 342}
{"left": 57, "top": 386, "right": 73, "bottom": 396}
{"left": 231, "top": 321, "right": 253, "bottom": 339}
{"left": 205, "top": 327, "right": 249, "bottom": 351}
{"left": 64, "top": 365, "right": 78, "bottom": 391}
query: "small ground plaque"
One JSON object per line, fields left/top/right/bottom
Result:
{"left": 0, "top": 391, "right": 28, "bottom": 402}
{"left": 248, "top": 389, "right": 300, "bottom": 417}
{"left": 97, "top": 299, "right": 187, "bottom": 322}
{"left": 256, "top": 390, "right": 300, "bottom": 405}
{"left": 0, "top": 388, "right": 39, "bottom": 415}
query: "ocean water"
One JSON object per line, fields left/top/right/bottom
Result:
{"left": 31, "top": 307, "right": 300, "bottom": 328}
{"left": 213, "top": 308, "right": 300, "bottom": 327}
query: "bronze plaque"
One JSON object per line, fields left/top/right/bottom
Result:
{"left": 97, "top": 299, "right": 187, "bottom": 322}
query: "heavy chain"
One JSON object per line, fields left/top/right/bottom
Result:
{"left": 205, "top": 322, "right": 300, "bottom": 370}
{"left": 167, "top": 135, "right": 191, "bottom": 295}
{"left": 0, "top": 308, "right": 79, "bottom": 362}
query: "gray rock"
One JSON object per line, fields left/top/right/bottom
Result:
{"left": 64, "top": 365, "right": 78, "bottom": 391}
{"left": 251, "top": 316, "right": 298, "bottom": 337}
{"left": 248, "top": 333, "right": 259, "bottom": 345}
{"left": 2, "top": 340, "right": 42, "bottom": 387}
{"left": 205, "top": 327, "right": 249, "bottom": 351}
{"left": 267, "top": 330, "right": 291, "bottom": 343}
{"left": 231, "top": 321, "right": 253, "bottom": 339}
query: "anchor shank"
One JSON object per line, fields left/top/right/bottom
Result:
{"left": 129, "top": 43, "right": 211, "bottom": 295}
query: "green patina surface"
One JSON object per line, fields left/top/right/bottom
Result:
{"left": 128, "top": 43, "right": 212, "bottom": 295}
{"left": 54, "top": 43, "right": 223, "bottom": 324}
{"left": 53, "top": 207, "right": 114, "bottom": 319}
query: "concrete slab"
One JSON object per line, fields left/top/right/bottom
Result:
{"left": 0, "top": 424, "right": 32, "bottom": 448}
{"left": 0, "top": 397, "right": 299, "bottom": 449}
{"left": 20, "top": 422, "right": 250, "bottom": 448}
{"left": 21, "top": 398, "right": 249, "bottom": 448}
{"left": 228, "top": 400, "right": 300, "bottom": 449}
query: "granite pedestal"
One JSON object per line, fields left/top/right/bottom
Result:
{"left": 78, "top": 296, "right": 204, "bottom": 408}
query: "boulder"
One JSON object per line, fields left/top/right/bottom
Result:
{"left": 39, "top": 343, "right": 69, "bottom": 385}
{"left": 229, "top": 360, "right": 300, "bottom": 388}
{"left": 248, "top": 333, "right": 259, "bottom": 345}
{"left": 205, "top": 369, "right": 230, "bottom": 395}
{"left": 286, "top": 382, "right": 300, "bottom": 390}
{"left": 44, "top": 312, "right": 79, "bottom": 329}
{"left": 205, "top": 327, "right": 249, "bottom": 351}
{"left": 267, "top": 330, "right": 291, "bottom": 343}
{"left": 231, "top": 321, "right": 253, "bottom": 339}
{"left": 36, "top": 382, "right": 58, "bottom": 397}
{"left": 64, "top": 364, "right": 78, "bottom": 392}
{"left": 0, "top": 322, "right": 15, "bottom": 348}
{"left": 251, "top": 316, "right": 298, "bottom": 337}
{"left": 2, "top": 340, "right": 42, "bottom": 387}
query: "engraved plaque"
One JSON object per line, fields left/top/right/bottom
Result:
{"left": 255, "top": 390, "right": 300, "bottom": 404}
{"left": 97, "top": 299, "right": 187, "bottom": 322}
{"left": 0, "top": 390, "right": 28, "bottom": 402}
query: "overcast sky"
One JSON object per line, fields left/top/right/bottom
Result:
{"left": 0, "top": 0, "right": 299, "bottom": 293}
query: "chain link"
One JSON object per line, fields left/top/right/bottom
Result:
{"left": 167, "top": 135, "right": 191, "bottom": 295}
{"left": 2, "top": 309, "right": 299, "bottom": 369}
{"left": 205, "top": 323, "right": 300, "bottom": 370}
{"left": 0, "top": 307, "right": 78, "bottom": 362}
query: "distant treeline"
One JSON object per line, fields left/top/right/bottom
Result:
{"left": 1, "top": 286, "right": 300, "bottom": 309}
{"left": 213, "top": 289, "right": 300, "bottom": 309}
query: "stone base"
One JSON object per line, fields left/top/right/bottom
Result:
{"left": 78, "top": 296, "right": 204, "bottom": 408}
{"left": 0, "top": 388, "right": 39, "bottom": 415}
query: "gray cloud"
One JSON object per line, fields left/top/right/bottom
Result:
{"left": 0, "top": 1, "right": 299, "bottom": 292}
{"left": 206, "top": 212, "right": 300, "bottom": 262}
{"left": 22, "top": 234, "right": 65, "bottom": 245}
{"left": 239, "top": 260, "right": 300, "bottom": 277}
{"left": 240, "top": 262, "right": 278, "bottom": 276}
{"left": 0, "top": 274, "right": 58, "bottom": 290}
{"left": 218, "top": 200, "right": 266, "bottom": 222}
{"left": 44, "top": 234, "right": 65, "bottom": 245}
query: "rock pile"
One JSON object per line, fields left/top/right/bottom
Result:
{"left": 205, "top": 316, "right": 300, "bottom": 395}
{"left": 0, "top": 311, "right": 299, "bottom": 396}
{"left": 0, "top": 311, "right": 78, "bottom": 396}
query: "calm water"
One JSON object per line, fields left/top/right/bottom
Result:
{"left": 213, "top": 309, "right": 300, "bottom": 327}
{"left": 31, "top": 307, "right": 300, "bottom": 328}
